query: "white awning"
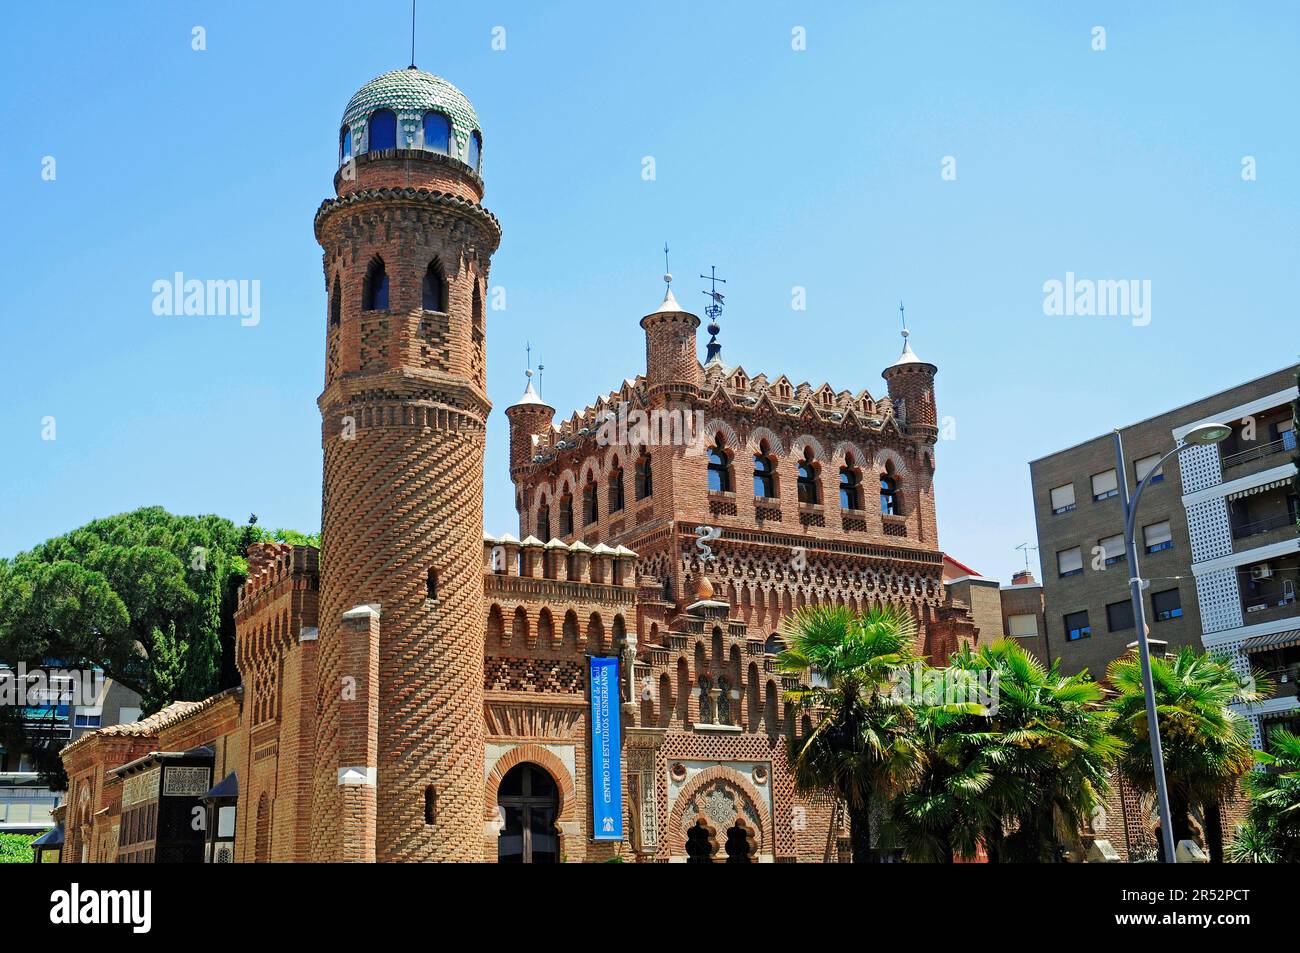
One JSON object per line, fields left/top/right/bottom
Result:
{"left": 1227, "top": 477, "right": 1294, "bottom": 501}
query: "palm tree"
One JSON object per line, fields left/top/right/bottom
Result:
{"left": 898, "top": 640, "right": 1119, "bottom": 862}
{"left": 888, "top": 693, "right": 999, "bottom": 862}
{"left": 981, "top": 641, "right": 1121, "bottom": 862}
{"left": 1228, "top": 727, "right": 1300, "bottom": 863}
{"left": 777, "top": 604, "right": 922, "bottom": 862}
{"left": 1108, "top": 648, "right": 1268, "bottom": 863}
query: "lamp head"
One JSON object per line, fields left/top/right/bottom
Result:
{"left": 1184, "top": 422, "right": 1233, "bottom": 446}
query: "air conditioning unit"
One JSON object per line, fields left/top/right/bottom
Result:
{"left": 1251, "top": 563, "right": 1273, "bottom": 580}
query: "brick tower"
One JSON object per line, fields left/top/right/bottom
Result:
{"left": 312, "top": 68, "right": 500, "bottom": 861}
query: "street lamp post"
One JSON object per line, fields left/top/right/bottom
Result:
{"left": 1113, "top": 421, "right": 1232, "bottom": 864}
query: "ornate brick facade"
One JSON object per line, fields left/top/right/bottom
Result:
{"left": 56, "top": 65, "right": 978, "bottom": 863}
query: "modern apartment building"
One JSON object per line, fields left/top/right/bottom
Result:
{"left": 1029, "top": 365, "right": 1298, "bottom": 749}
{"left": 0, "top": 668, "right": 141, "bottom": 835}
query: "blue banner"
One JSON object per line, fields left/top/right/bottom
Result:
{"left": 588, "top": 656, "right": 623, "bottom": 841}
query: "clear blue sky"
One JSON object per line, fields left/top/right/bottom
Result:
{"left": 2, "top": 1, "right": 1296, "bottom": 586}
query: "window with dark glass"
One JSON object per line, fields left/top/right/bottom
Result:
{"left": 363, "top": 259, "right": 389, "bottom": 311}
{"left": 753, "top": 443, "right": 776, "bottom": 498}
{"left": 583, "top": 478, "right": 598, "bottom": 525}
{"left": 558, "top": 493, "right": 573, "bottom": 536}
{"left": 421, "top": 262, "right": 445, "bottom": 311}
{"left": 839, "top": 459, "right": 862, "bottom": 510}
{"left": 339, "top": 125, "right": 352, "bottom": 162}
{"left": 422, "top": 111, "right": 451, "bottom": 153}
{"left": 1064, "top": 610, "right": 1091, "bottom": 641}
{"left": 537, "top": 503, "right": 550, "bottom": 542}
{"left": 707, "top": 435, "right": 731, "bottom": 493}
{"left": 635, "top": 447, "right": 652, "bottom": 500}
{"left": 880, "top": 470, "right": 900, "bottom": 516}
{"left": 329, "top": 276, "right": 341, "bottom": 327}
{"left": 468, "top": 130, "right": 482, "bottom": 171}
{"left": 1151, "top": 588, "right": 1183, "bottom": 622}
{"left": 367, "top": 109, "right": 397, "bottom": 152}
{"left": 608, "top": 459, "right": 624, "bottom": 513}
{"left": 1106, "top": 599, "right": 1134, "bottom": 632}
{"left": 425, "top": 568, "right": 438, "bottom": 601}
{"left": 797, "top": 447, "right": 819, "bottom": 505}
{"left": 496, "top": 763, "right": 558, "bottom": 864}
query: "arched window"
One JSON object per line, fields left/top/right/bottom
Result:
{"left": 582, "top": 476, "right": 598, "bottom": 526}
{"left": 536, "top": 502, "right": 550, "bottom": 542}
{"left": 421, "top": 262, "right": 446, "bottom": 311}
{"left": 329, "top": 275, "right": 341, "bottom": 327}
{"left": 880, "top": 466, "right": 901, "bottom": 516}
{"left": 339, "top": 125, "right": 352, "bottom": 163}
{"left": 697, "top": 675, "right": 714, "bottom": 724}
{"left": 753, "top": 442, "right": 776, "bottom": 499}
{"left": 764, "top": 634, "right": 784, "bottom": 656}
{"left": 367, "top": 109, "right": 397, "bottom": 152}
{"left": 685, "top": 821, "right": 714, "bottom": 863}
{"left": 839, "top": 455, "right": 862, "bottom": 510}
{"left": 362, "top": 259, "right": 389, "bottom": 311}
{"left": 496, "top": 763, "right": 559, "bottom": 864}
{"left": 558, "top": 491, "right": 573, "bottom": 536}
{"left": 707, "top": 435, "right": 732, "bottom": 493}
{"left": 635, "top": 446, "right": 652, "bottom": 500}
{"left": 422, "top": 111, "right": 451, "bottom": 153}
{"left": 468, "top": 130, "right": 482, "bottom": 171}
{"left": 797, "top": 446, "right": 819, "bottom": 505}
{"left": 608, "top": 458, "right": 624, "bottom": 513}
{"left": 725, "top": 824, "right": 754, "bottom": 863}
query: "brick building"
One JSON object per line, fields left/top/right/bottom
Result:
{"left": 56, "top": 65, "right": 986, "bottom": 863}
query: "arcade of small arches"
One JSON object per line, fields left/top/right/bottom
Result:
{"left": 486, "top": 603, "right": 629, "bottom": 654}
{"left": 340, "top": 108, "right": 482, "bottom": 172}
{"left": 523, "top": 428, "right": 921, "bottom": 541}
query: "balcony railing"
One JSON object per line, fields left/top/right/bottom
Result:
{"left": 1222, "top": 432, "right": 1297, "bottom": 470}
{"left": 1265, "top": 664, "right": 1300, "bottom": 699}
{"left": 1232, "top": 512, "right": 1299, "bottom": 541}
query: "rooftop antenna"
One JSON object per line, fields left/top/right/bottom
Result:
{"left": 1015, "top": 542, "right": 1038, "bottom": 572}
{"left": 700, "top": 265, "right": 727, "bottom": 364}
{"left": 409, "top": 0, "right": 417, "bottom": 68}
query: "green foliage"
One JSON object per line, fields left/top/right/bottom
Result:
{"left": 890, "top": 639, "right": 1120, "bottom": 863}
{"left": 0, "top": 507, "right": 256, "bottom": 713}
{"left": 1229, "top": 728, "right": 1300, "bottom": 863}
{"left": 1108, "top": 647, "right": 1267, "bottom": 861}
{"left": 777, "top": 604, "right": 923, "bottom": 861}
{"left": 0, "top": 507, "right": 319, "bottom": 789}
{"left": 0, "top": 832, "right": 36, "bottom": 864}
{"left": 252, "top": 527, "right": 321, "bottom": 549}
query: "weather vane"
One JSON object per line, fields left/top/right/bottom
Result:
{"left": 699, "top": 266, "right": 727, "bottom": 363}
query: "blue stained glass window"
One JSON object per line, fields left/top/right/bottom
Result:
{"left": 339, "top": 126, "right": 351, "bottom": 162}
{"left": 468, "top": 130, "right": 482, "bottom": 171}
{"left": 368, "top": 110, "right": 397, "bottom": 152}
{"left": 423, "top": 112, "right": 451, "bottom": 153}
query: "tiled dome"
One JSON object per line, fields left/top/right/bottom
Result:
{"left": 340, "top": 67, "right": 481, "bottom": 165}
